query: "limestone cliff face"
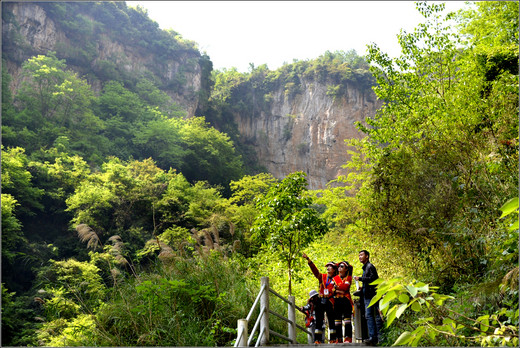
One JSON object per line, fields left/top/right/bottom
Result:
{"left": 3, "top": 2, "right": 381, "bottom": 189}
{"left": 2, "top": 2, "right": 203, "bottom": 116}
{"left": 234, "top": 78, "right": 381, "bottom": 189}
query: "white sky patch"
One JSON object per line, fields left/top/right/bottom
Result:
{"left": 128, "top": 1, "right": 469, "bottom": 72}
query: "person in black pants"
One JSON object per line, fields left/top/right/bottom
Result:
{"left": 354, "top": 250, "right": 383, "bottom": 346}
{"left": 333, "top": 260, "right": 354, "bottom": 343}
{"left": 302, "top": 253, "right": 338, "bottom": 343}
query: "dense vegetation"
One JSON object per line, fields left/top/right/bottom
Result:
{"left": 3, "top": 1, "right": 204, "bottom": 95}
{"left": 1, "top": 1, "right": 518, "bottom": 347}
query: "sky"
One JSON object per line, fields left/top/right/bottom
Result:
{"left": 127, "top": 1, "right": 470, "bottom": 73}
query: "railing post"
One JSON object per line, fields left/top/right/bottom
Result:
{"left": 260, "top": 277, "right": 270, "bottom": 345}
{"left": 307, "top": 328, "right": 314, "bottom": 345}
{"left": 288, "top": 295, "right": 296, "bottom": 344}
{"left": 237, "top": 319, "right": 248, "bottom": 347}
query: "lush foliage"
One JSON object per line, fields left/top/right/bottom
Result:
{"left": 343, "top": 1, "right": 518, "bottom": 286}
{"left": 251, "top": 172, "right": 328, "bottom": 295}
{"left": 1, "top": 1, "right": 518, "bottom": 347}
{"left": 333, "top": 1, "right": 518, "bottom": 346}
{"left": 2, "top": 53, "right": 243, "bottom": 187}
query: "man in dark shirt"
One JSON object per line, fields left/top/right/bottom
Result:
{"left": 354, "top": 250, "right": 383, "bottom": 345}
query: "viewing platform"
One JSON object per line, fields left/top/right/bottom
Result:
{"left": 234, "top": 277, "right": 370, "bottom": 347}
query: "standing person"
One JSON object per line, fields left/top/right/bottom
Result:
{"left": 299, "top": 290, "right": 319, "bottom": 343}
{"left": 302, "top": 253, "right": 338, "bottom": 344}
{"left": 333, "top": 261, "right": 354, "bottom": 343}
{"left": 354, "top": 250, "right": 383, "bottom": 346}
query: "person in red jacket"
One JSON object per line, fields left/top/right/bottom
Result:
{"left": 333, "top": 260, "right": 354, "bottom": 343}
{"left": 302, "top": 252, "right": 338, "bottom": 344}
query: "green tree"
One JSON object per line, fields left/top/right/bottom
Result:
{"left": 34, "top": 258, "right": 108, "bottom": 346}
{"left": 1, "top": 146, "right": 44, "bottom": 217}
{"left": 370, "top": 197, "right": 518, "bottom": 347}
{"left": 225, "top": 173, "right": 277, "bottom": 255}
{"left": 133, "top": 115, "right": 244, "bottom": 189}
{"left": 457, "top": 1, "right": 519, "bottom": 49}
{"left": 135, "top": 78, "right": 186, "bottom": 118}
{"left": 132, "top": 115, "right": 186, "bottom": 171}
{"left": 347, "top": 1, "right": 518, "bottom": 284}
{"left": 65, "top": 157, "right": 171, "bottom": 250}
{"left": 1, "top": 194, "right": 24, "bottom": 264}
{"left": 4, "top": 53, "right": 107, "bottom": 164}
{"left": 179, "top": 116, "right": 243, "bottom": 188}
{"left": 93, "top": 80, "right": 153, "bottom": 160}
{"left": 210, "top": 67, "right": 247, "bottom": 104}
{"left": 251, "top": 171, "right": 328, "bottom": 295}
{"left": 333, "top": 2, "right": 519, "bottom": 346}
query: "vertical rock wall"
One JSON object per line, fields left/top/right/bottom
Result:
{"left": 234, "top": 78, "right": 381, "bottom": 189}
{"left": 2, "top": 2, "right": 203, "bottom": 116}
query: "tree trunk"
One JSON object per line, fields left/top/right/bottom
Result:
{"left": 288, "top": 259, "right": 292, "bottom": 296}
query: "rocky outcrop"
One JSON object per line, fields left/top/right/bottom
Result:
{"left": 2, "top": 2, "right": 203, "bottom": 116}
{"left": 234, "top": 78, "right": 381, "bottom": 189}
{"left": 3, "top": 2, "right": 381, "bottom": 189}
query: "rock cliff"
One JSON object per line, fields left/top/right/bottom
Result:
{"left": 3, "top": 1, "right": 381, "bottom": 190}
{"left": 2, "top": 2, "right": 203, "bottom": 116}
{"left": 234, "top": 78, "right": 381, "bottom": 189}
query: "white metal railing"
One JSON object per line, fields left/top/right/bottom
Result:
{"left": 234, "top": 277, "right": 313, "bottom": 347}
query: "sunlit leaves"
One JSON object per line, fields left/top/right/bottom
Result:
{"left": 457, "top": 1, "right": 519, "bottom": 48}
{"left": 66, "top": 157, "right": 170, "bottom": 238}
{"left": 499, "top": 197, "right": 519, "bottom": 218}
{"left": 229, "top": 173, "right": 277, "bottom": 205}
{"left": 1, "top": 146, "right": 44, "bottom": 214}
{"left": 353, "top": 0, "right": 518, "bottom": 292}
{"left": 179, "top": 116, "right": 243, "bottom": 186}
{"left": 499, "top": 197, "right": 519, "bottom": 233}
{"left": 251, "top": 171, "right": 328, "bottom": 294}
{"left": 373, "top": 275, "right": 519, "bottom": 347}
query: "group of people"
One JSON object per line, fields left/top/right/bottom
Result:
{"left": 299, "top": 250, "right": 383, "bottom": 346}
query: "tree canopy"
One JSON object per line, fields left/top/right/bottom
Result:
{"left": 1, "top": 1, "right": 518, "bottom": 347}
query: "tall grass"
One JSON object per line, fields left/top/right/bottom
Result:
{"left": 92, "top": 250, "right": 258, "bottom": 346}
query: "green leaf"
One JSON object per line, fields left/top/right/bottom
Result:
{"left": 393, "top": 331, "right": 412, "bottom": 346}
{"left": 415, "top": 316, "right": 433, "bottom": 324}
{"left": 411, "top": 300, "right": 422, "bottom": 312}
{"left": 478, "top": 315, "right": 491, "bottom": 331}
{"left": 405, "top": 284, "right": 418, "bottom": 297}
{"left": 399, "top": 293, "right": 410, "bottom": 303}
{"left": 370, "top": 288, "right": 386, "bottom": 306}
{"left": 379, "top": 294, "right": 392, "bottom": 314}
{"left": 415, "top": 281, "right": 427, "bottom": 288}
{"left": 370, "top": 278, "right": 385, "bottom": 285}
{"left": 415, "top": 283, "right": 429, "bottom": 293}
{"left": 442, "top": 318, "right": 456, "bottom": 334}
{"left": 428, "top": 329, "right": 437, "bottom": 340}
{"left": 386, "top": 305, "right": 398, "bottom": 327}
{"left": 410, "top": 326, "right": 426, "bottom": 346}
{"left": 396, "top": 303, "right": 408, "bottom": 318}
{"left": 500, "top": 197, "right": 519, "bottom": 218}
{"left": 369, "top": 295, "right": 381, "bottom": 308}
{"left": 381, "top": 290, "right": 398, "bottom": 306}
